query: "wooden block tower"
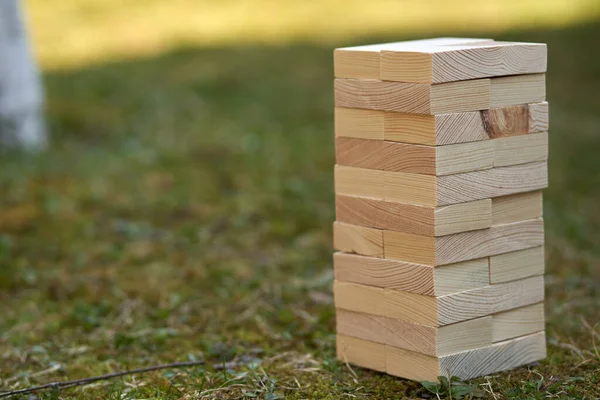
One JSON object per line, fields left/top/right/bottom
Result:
{"left": 333, "top": 38, "right": 548, "bottom": 381}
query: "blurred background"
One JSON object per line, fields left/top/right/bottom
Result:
{"left": 1, "top": 0, "right": 599, "bottom": 398}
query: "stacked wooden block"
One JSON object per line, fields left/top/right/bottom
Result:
{"left": 333, "top": 38, "right": 548, "bottom": 381}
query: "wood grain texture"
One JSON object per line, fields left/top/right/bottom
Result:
{"left": 337, "top": 309, "right": 492, "bottom": 356}
{"left": 334, "top": 38, "right": 493, "bottom": 79}
{"left": 336, "top": 309, "right": 437, "bottom": 355}
{"left": 433, "top": 258, "right": 490, "bottom": 296}
{"left": 334, "top": 252, "right": 435, "bottom": 296}
{"left": 334, "top": 280, "right": 439, "bottom": 326}
{"left": 334, "top": 107, "right": 384, "bottom": 140}
{"left": 384, "top": 169, "right": 438, "bottom": 206}
{"left": 335, "top": 102, "right": 548, "bottom": 145}
{"left": 489, "top": 246, "right": 545, "bottom": 284}
{"left": 493, "top": 131, "right": 548, "bottom": 167}
{"left": 340, "top": 332, "right": 546, "bottom": 381}
{"left": 492, "top": 303, "right": 545, "bottom": 342}
{"left": 336, "top": 334, "right": 386, "bottom": 372}
{"left": 492, "top": 191, "right": 543, "bottom": 225}
{"left": 490, "top": 73, "right": 546, "bottom": 108}
{"left": 528, "top": 101, "right": 549, "bottom": 133}
{"left": 437, "top": 331, "right": 546, "bottom": 380}
{"left": 335, "top": 137, "right": 496, "bottom": 176}
{"left": 436, "top": 162, "right": 548, "bottom": 206}
{"left": 435, "top": 140, "right": 494, "bottom": 175}
{"left": 436, "top": 276, "right": 545, "bottom": 325}
{"left": 333, "top": 221, "right": 383, "bottom": 257}
{"left": 333, "top": 252, "right": 489, "bottom": 296}
{"left": 336, "top": 163, "right": 547, "bottom": 207}
{"left": 481, "top": 104, "right": 529, "bottom": 138}
{"left": 335, "top": 137, "right": 437, "bottom": 175}
{"left": 335, "top": 275, "right": 543, "bottom": 327}
{"left": 334, "top": 78, "right": 491, "bottom": 115}
{"left": 384, "top": 218, "right": 544, "bottom": 266}
{"left": 334, "top": 165, "right": 385, "bottom": 199}
{"left": 336, "top": 195, "right": 491, "bottom": 236}
{"left": 380, "top": 42, "right": 547, "bottom": 83}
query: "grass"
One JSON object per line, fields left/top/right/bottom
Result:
{"left": 1, "top": 15, "right": 600, "bottom": 400}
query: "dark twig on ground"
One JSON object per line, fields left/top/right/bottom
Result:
{"left": 0, "top": 360, "right": 205, "bottom": 398}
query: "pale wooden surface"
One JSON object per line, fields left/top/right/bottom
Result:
{"left": 436, "top": 162, "right": 548, "bottom": 205}
{"left": 334, "top": 252, "right": 489, "bottom": 296}
{"left": 492, "top": 191, "right": 543, "bottom": 225}
{"left": 380, "top": 42, "right": 547, "bottom": 83}
{"left": 336, "top": 163, "right": 547, "bottom": 206}
{"left": 437, "top": 331, "right": 546, "bottom": 380}
{"left": 528, "top": 101, "right": 549, "bottom": 133}
{"left": 384, "top": 218, "right": 544, "bottom": 265}
{"left": 434, "top": 258, "right": 490, "bottom": 296}
{"left": 335, "top": 107, "right": 384, "bottom": 140}
{"left": 335, "top": 137, "right": 494, "bottom": 175}
{"left": 493, "top": 131, "right": 548, "bottom": 167}
{"left": 335, "top": 101, "right": 549, "bottom": 145}
{"left": 436, "top": 140, "right": 494, "bottom": 175}
{"left": 334, "top": 38, "right": 493, "bottom": 80}
{"left": 490, "top": 246, "right": 545, "bottom": 284}
{"left": 335, "top": 275, "right": 544, "bottom": 326}
{"left": 336, "top": 137, "right": 437, "bottom": 175}
{"left": 337, "top": 309, "right": 493, "bottom": 356}
{"left": 492, "top": 303, "right": 545, "bottom": 342}
{"left": 336, "top": 334, "right": 386, "bottom": 372}
{"left": 336, "top": 195, "right": 491, "bottom": 236}
{"left": 490, "top": 73, "right": 546, "bottom": 108}
{"left": 437, "top": 276, "right": 545, "bottom": 325}
{"left": 334, "top": 78, "right": 491, "bottom": 115}
{"left": 333, "top": 221, "right": 383, "bottom": 257}
{"left": 340, "top": 332, "right": 546, "bottom": 381}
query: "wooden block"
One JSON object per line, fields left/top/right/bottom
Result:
{"left": 334, "top": 276, "right": 544, "bottom": 326}
{"left": 436, "top": 162, "right": 547, "bottom": 206}
{"left": 492, "top": 191, "right": 543, "bottom": 225}
{"left": 336, "top": 334, "right": 386, "bottom": 372}
{"left": 384, "top": 218, "right": 544, "bottom": 266}
{"left": 335, "top": 101, "right": 548, "bottom": 145}
{"left": 481, "top": 104, "right": 529, "bottom": 138}
{"left": 334, "top": 280, "right": 438, "bottom": 326}
{"left": 334, "top": 78, "right": 491, "bottom": 115}
{"left": 334, "top": 165, "right": 386, "bottom": 199}
{"left": 334, "top": 38, "right": 493, "bottom": 79}
{"left": 434, "top": 258, "right": 490, "bottom": 296}
{"left": 436, "top": 140, "right": 494, "bottom": 175}
{"left": 436, "top": 331, "right": 546, "bottom": 380}
{"left": 335, "top": 108, "right": 383, "bottom": 140}
{"left": 342, "top": 332, "right": 546, "bottom": 381}
{"left": 333, "top": 252, "right": 489, "bottom": 296}
{"left": 494, "top": 132, "right": 548, "bottom": 167}
{"left": 386, "top": 108, "right": 487, "bottom": 145}
{"left": 336, "top": 195, "right": 491, "bottom": 236}
{"left": 336, "top": 137, "right": 494, "bottom": 176}
{"left": 333, "top": 221, "right": 383, "bottom": 257}
{"left": 528, "top": 101, "right": 549, "bottom": 133}
{"left": 380, "top": 42, "right": 547, "bottom": 84}
{"left": 336, "top": 309, "right": 492, "bottom": 356}
{"left": 492, "top": 303, "right": 545, "bottom": 342}
{"left": 335, "top": 137, "right": 437, "bottom": 175}
{"left": 436, "top": 276, "right": 545, "bottom": 325}
{"left": 337, "top": 162, "right": 547, "bottom": 207}
{"left": 489, "top": 246, "right": 545, "bottom": 284}
{"left": 490, "top": 74, "right": 546, "bottom": 108}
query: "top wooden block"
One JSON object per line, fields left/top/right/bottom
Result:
{"left": 335, "top": 38, "right": 547, "bottom": 84}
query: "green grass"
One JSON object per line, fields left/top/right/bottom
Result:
{"left": 1, "top": 22, "right": 600, "bottom": 399}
